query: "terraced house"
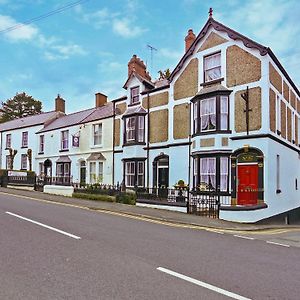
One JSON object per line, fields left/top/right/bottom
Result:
{"left": 113, "top": 10, "right": 300, "bottom": 222}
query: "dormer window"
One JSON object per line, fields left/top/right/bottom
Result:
{"left": 204, "top": 52, "right": 221, "bottom": 82}
{"left": 130, "top": 86, "right": 140, "bottom": 104}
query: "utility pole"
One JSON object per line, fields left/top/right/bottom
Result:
{"left": 241, "top": 86, "right": 252, "bottom": 135}
{"left": 147, "top": 44, "right": 157, "bottom": 76}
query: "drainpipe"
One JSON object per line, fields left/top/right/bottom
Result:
{"left": 187, "top": 102, "right": 192, "bottom": 213}
{"left": 112, "top": 101, "right": 115, "bottom": 186}
{"left": 147, "top": 92, "right": 150, "bottom": 189}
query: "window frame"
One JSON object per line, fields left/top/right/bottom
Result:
{"left": 203, "top": 52, "right": 221, "bottom": 83}
{"left": 193, "top": 154, "right": 230, "bottom": 194}
{"left": 21, "top": 131, "right": 28, "bottom": 148}
{"left": 21, "top": 153, "right": 27, "bottom": 170}
{"left": 193, "top": 93, "right": 230, "bottom": 136}
{"left": 39, "top": 135, "right": 44, "bottom": 154}
{"left": 130, "top": 86, "right": 140, "bottom": 105}
{"left": 60, "top": 130, "right": 69, "bottom": 151}
{"left": 123, "top": 159, "right": 145, "bottom": 188}
{"left": 123, "top": 115, "right": 145, "bottom": 145}
{"left": 6, "top": 134, "right": 11, "bottom": 149}
{"left": 93, "top": 123, "right": 103, "bottom": 146}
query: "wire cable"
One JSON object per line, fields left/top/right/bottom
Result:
{"left": 0, "top": 0, "right": 90, "bottom": 34}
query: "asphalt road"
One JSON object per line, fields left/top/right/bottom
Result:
{"left": 0, "top": 193, "right": 299, "bottom": 300}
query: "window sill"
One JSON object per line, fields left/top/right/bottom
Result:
{"left": 123, "top": 142, "right": 146, "bottom": 147}
{"left": 38, "top": 152, "right": 44, "bottom": 155}
{"left": 192, "top": 130, "right": 232, "bottom": 137}
{"left": 90, "top": 144, "right": 103, "bottom": 149}
{"left": 21, "top": 146, "right": 28, "bottom": 149}
{"left": 59, "top": 149, "right": 69, "bottom": 152}
{"left": 200, "top": 78, "right": 224, "bottom": 87}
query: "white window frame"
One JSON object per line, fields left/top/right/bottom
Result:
{"left": 130, "top": 86, "right": 140, "bottom": 104}
{"left": 39, "top": 162, "right": 44, "bottom": 175}
{"left": 93, "top": 123, "right": 103, "bottom": 146}
{"left": 61, "top": 130, "right": 69, "bottom": 150}
{"left": 98, "top": 161, "right": 104, "bottom": 183}
{"left": 138, "top": 116, "right": 144, "bottom": 142}
{"left": 200, "top": 97, "right": 216, "bottom": 132}
{"left": 137, "top": 161, "right": 144, "bottom": 187}
{"left": 22, "top": 131, "right": 28, "bottom": 148}
{"left": 6, "top": 134, "right": 11, "bottom": 149}
{"left": 204, "top": 52, "right": 221, "bottom": 83}
{"left": 39, "top": 135, "right": 44, "bottom": 153}
{"left": 125, "top": 161, "right": 135, "bottom": 187}
{"left": 21, "top": 154, "right": 27, "bottom": 170}
{"left": 126, "top": 117, "right": 136, "bottom": 142}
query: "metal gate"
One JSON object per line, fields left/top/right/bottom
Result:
{"left": 188, "top": 192, "right": 220, "bottom": 218}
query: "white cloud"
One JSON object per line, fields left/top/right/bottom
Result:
{"left": 44, "top": 44, "right": 87, "bottom": 60}
{"left": 112, "top": 18, "right": 146, "bottom": 38}
{"left": 159, "top": 48, "right": 182, "bottom": 60}
{"left": 0, "top": 14, "right": 38, "bottom": 41}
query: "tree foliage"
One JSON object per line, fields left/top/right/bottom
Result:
{"left": 158, "top": 68, "right": 171, "bottom": 80}
{"left": 0, "top": 92, "right": 42, "bottom": 123}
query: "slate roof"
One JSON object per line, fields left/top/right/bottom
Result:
{"left": 123, "top": 105, "right": 147, "bottom": 117}
{"left": 123, "top": 71, "right": 155, "bottom": 90}
{"left": 0, "top": 111, "right": 60, "bottom": 132}
{"left": 38, "top": 102, "right": 114, "bottom": 133}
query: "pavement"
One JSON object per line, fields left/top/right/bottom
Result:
{"left": 0, "top": 186, "right": 299, "bottom": 232}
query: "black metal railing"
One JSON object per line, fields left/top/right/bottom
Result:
{"left": 7, "top": 175, "right": 36, "bottom": 186}
{"left": 35, "top": 176, "right": 73, "bottom": 188}
{"left": 74, "top": 183, "right": 122, "bottom": 196}
{"left": 136, "top": 187, "right": 188, "bottom": 204}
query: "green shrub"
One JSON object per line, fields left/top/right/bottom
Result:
{"left": 116, "top": 192, "right": 136, "bottom": 205}
{"left": 73, "top": 192, "right": 115, "bottom": 202}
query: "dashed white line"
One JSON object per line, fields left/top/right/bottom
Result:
{"left": 266, "top": 241, "right": 290, "bottom": 247}
{"left": 157, "top": 267, "right": 252, "bottom": 300}
{"left": 234, "top": 235, "right": 255, "bottom": 240}
{"left": 6, "top": 211, "right": 81, "bottom": 240}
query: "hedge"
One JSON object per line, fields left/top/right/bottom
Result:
{"left": 73, "top": 193, "right": 115, "bottom": 202}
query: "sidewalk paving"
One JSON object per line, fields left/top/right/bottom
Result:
{"left": 0, "top": 187, "right": 299, "bottom": 231}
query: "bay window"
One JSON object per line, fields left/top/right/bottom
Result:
{"left": 193, "top": 95, "right": 229, "bottom": 134}
{"left": 193, "top": 155, "right": 229, "bottom": 192}
{"left": 124, "top": 115, "right": 145, "bottom": 144}
{"left": 124, "top": 160, "right": 145, "bottom": 188}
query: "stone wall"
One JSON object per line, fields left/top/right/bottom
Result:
{"left": 235, "top": 87, "right": 262, "bottom": 133}
{"left": 198, "top": 32, "right": 228, "bottom": 52}
{"left": 114, "top": 119, "right": 120, "bottom": 147}
{"left": 269, "top": 89, "right": 276, "bottom": 133}
{"left": 173, "top": 58, "right": 198, "bottom": 100}
{"left": 269, "top": 63, "right": 282, "bottom": 94}
{"left": 149, "top": 109, "right": 168, "bottom": 143}
{"left": 116, "top": 102, "right": 127, "bottom": 115}
{"left": 142, "top": 92, "right": 168, "bottom": 109}
{"left": 173, "top": 103, "right": 190, "bottom": 139}
{"left": 200, "top": 138, "right": 215, "bottom": 147}
{"left": 226, "top": 45, "right": 261, "bottom": 87}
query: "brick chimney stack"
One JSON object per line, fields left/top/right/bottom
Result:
{"left": 185, "top": 29, "right": 196, "bottom": 52}
{"left": 128, "top": 54, "right": 151, "bottom": 81}
{"left": 95, "top": 92, "right": 107, "bottom": 108}
{"left": 55, "top": 94, "right": 65, "bottom": 113}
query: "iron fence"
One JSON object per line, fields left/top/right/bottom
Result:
{"left": 136, "top": 187, "right": 188, "bottom": 204}
{"left": 35, "top": 175, "right": 73, "bottom": 188}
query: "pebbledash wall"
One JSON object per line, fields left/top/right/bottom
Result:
{"left": 113, "top": 13, "right": 300, "bottom": 222}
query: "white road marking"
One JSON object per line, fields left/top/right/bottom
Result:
{"left": 157, "top": 267, "right": 252, "bottom": 300}
{"left": 266, "top": 241, "right": 290, "bottom": 247}
{"left": 234, "top": 235, "right": 255, "bottom": 240}
{"left": 6, "top": 211, "right": 81, "bottom": 240}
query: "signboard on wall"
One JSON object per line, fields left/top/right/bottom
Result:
{"left": 8, "top": 171, "right": 27, "bottom": 177}
{"left": 72, "top": 135, "right": 80, "bottom": 147}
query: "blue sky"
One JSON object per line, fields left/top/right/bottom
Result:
{"left": 0, "top": 0, "right": 299, "bottom": 113}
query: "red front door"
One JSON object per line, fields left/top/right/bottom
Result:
{"left": 237, "top": 165, "right": 258, "bottom": 205}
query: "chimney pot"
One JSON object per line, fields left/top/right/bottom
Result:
{"left": 127, "top": 54, "right": 151, "bottom": 81}
{"left": 185, "top": 28, "right": 196, "bottom": 52}
{"left": 55, "top": 94, "right": 65, "bottom": 113}
{"left": 95, "top": 92, "right": 107, "bottom": 108}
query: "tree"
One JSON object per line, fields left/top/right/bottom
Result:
{"left": 158, "top": 68, "right": 171, "bottom": 80}
{"left": 0, "top": 92, "right": 42, "bottom": 123}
